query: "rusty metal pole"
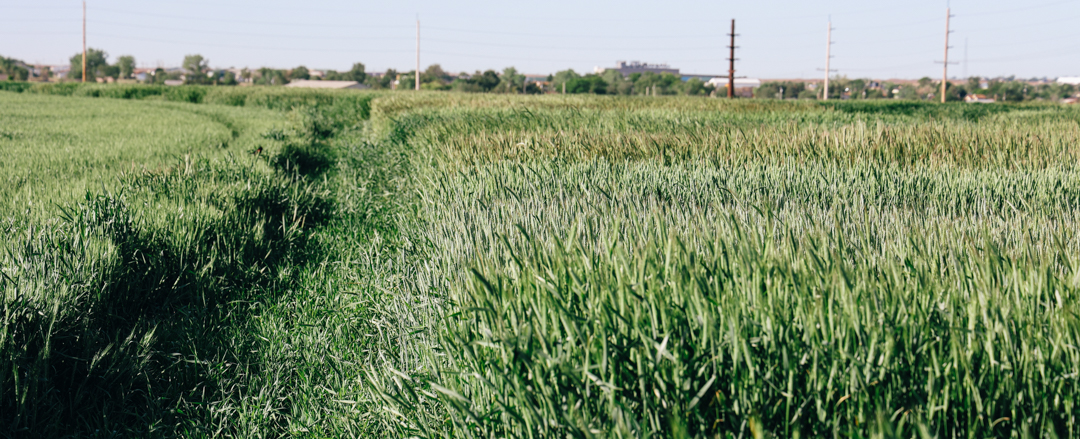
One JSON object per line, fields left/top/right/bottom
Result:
{"left": 727, "top": 19, "right": 735, "bottom": 98}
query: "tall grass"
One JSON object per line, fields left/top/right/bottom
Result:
{"left": 4, "top": 89, "right": 1080, "bottom": 437}
{"left": 348, "top": 94, "right": 1080, "bottom": 438}
{"left": 0, "top": 88, "right": 371, "bottom": 436}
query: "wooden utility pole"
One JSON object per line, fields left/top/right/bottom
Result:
{"left": 726, "top": 19, "right": 736, "bottom": 98}
{"left": 82, "top": 1, "right": 86, "bottom": 83}
{"left": 415, "top": 17, "right": 420, "bottom": 91}
{"left": 940, "top": 7, "right": 952, "bottom": 103}
{"left": 823, "top": 20, "right": 833, "bottom": 101}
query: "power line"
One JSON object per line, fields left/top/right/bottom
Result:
{"left": 89, "top": 32, "right": 414, "bottom": 54}
{"left": 85, "top": 20, "right": 414, "bottom": 41}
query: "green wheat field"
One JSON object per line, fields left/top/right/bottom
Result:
{"left": 1, "top": 83, "right": 1079, "bottom": 438}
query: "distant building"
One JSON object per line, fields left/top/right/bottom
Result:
{"left": 524, "top": 74, "right": 548, "bottom": 83}
{"left": 1057, "top": 77, "right": 1080, "bottom": 86}
{"left": 284, "top": 79, "right": 369, "bottom": 90}
{"left": 607, "top": 61, "right": 680, "bottom": 77}
{"left": 964, "top": 94, "right": 995, "bottom": 103}
{"left": 1063, "top": 97, "right": 1078, "bottom": 104}
{"left": 681, "top": 74, "right": 723, "bottom": 82}
{"left": 164, "top": 80, "right": 184, "bottom": 86}
{"left": 706, "top": 77, "right": 761, "bottom": 97}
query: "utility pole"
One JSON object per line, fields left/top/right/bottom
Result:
{"left": 726, "top": 19, "right": 737, "bottom": 98}
{"left": 82, "top": 1, "right": 86, "bottom": 83}
{"left": 936, "top": 7, "right": 956, "bottom": 103}
{"left": 823, "top": 20, "right": 833, "bottom": 101}
{"left": 415, "top": 17, "right": 420, "bottom": 91}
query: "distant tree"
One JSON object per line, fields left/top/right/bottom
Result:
{"left": 601, "top": 69, "right": 634, "bottom": 95}
{"left": 566, "top": 74, "right": 607, "bottom": 94}
{"left": 149, "top": 67, "right": 166, "bottom": 84}
{"left": 797, "top": 89, "right": 818, "bottom": 100}
{"left": 552, "top": 69, "right": 580, "bottom": 92}
{"left": 183, "top": 55, "right": 208, "bottom": 76}
{"left": 398, "top": 71, "right": 416, "bottom": 90}
{"left": 683, "top": 78, "right": 707, "bottom": 96}
{"left": 365, "top": 69, "right": 396, "bottom": 89}
{"left": 897, "top": 84, "right": 919, "bottom": 100}
{"left": 1, "top": 56, "right": 30, "bottom": 81}
{"left": 422, "top": 64, "right": 451, "bottom": 85}
{"left": 477, "top": 70, "right": 500, "bottom": 91}
{"left": 69, "top": 48, "right": 108, "bottom": 81}
{"left": 116, "top": 55, "right": 135, "bottom": 79}
{"left": 101, "top": 63, "right": 120, "bottom": 79}
{"left": 492, "top": 67, "right": 525, "bottom": 93}
{"left": 222, "top": 71, "right": 238, "bottom": 86}
{"left": 966, "top": 77, "right": 982, "bottom": 92}
{"left": 291, "top": 66, "right": 310, "bottom": 80}
{"left": 944, "top": 81, "right": 966, "bottom": 101}
{"left": 348, "top": 62, "right": 367, "bottom": 82}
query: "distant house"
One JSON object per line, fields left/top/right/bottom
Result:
{"left": 524, "top": 74, "right": 548, "bottom": 83}
{"left": 964, "top": 94, "right": 995, "bottom": 103}
{"left": 1057, "top": 77, "right": 1080, "bottom": 86}
{"left": 164, "top": 80, "right": 184, "bottom": 86}
{"left": 604, "top": 61, "right": 680, "bottom": 77}
{"left": 681, "top": 74, "right": 722, "bottom": 82}
{"left": 284, "top": 79, "right": 369, "bottom": 90}
{"left": 705, "top": 77, "right": 760, "bottom": 97}
{"left": 1063, "top": 97, "right": 1079, "bottom": 104}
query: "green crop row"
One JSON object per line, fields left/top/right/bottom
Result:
{"left": 337, "top": 94, "right": 1080, "bottom": 438}
{"left": 4, "top": 89, "right": 1080, "bottom": 438}
{"left": 0, "top": 88, "right": 376, "bottom": 436}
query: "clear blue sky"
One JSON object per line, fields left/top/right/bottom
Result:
{"left": 2, "top": 0, "right": 1077, "bottom": 79}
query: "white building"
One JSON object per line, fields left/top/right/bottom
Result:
{"left": 1057, "top": 77, "right": 1080, "bottom": 86}
{"left": 707, "top": 77, "right": 761, "bottom": 89}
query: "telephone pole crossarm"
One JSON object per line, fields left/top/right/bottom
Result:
{"left": 727, "top": 19, "right": 738, "bottom": 98}
{"left": 939, "top": 7, "right": 955, "bottom": 103}
{"left": 823, "top": 21, "right": 834, "bottom": 100}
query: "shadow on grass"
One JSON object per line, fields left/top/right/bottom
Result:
{"left": 0, "top": 157, "right": 333, "bottom": 437}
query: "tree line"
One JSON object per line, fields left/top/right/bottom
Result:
{"left": 757, "top": 76, "right": 1077, "bottom": 102}
{"left": 1, "top": 49, "right": 1076, "bottom": 103}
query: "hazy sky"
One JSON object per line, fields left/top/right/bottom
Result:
{"left": 2, "top": 0, "right": 1078, "bottom": 79}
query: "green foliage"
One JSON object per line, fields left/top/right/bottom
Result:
{"left": 552, "top": 69, "right": 581, "bottom": 92}
{"left": 0, "top": 55, "right": 30, "bottom": 81}
{"left": 116, "top": 55, "right": 135, "bottom": 79}
{"left": 0, "top": 88, "right": 375, "bottom": 436}
{"left": 453, "top": 69, "right": 501, "bottom": 92}
{"left": 6, "top": 90, "right": 1080, "bottom": 438}
{"left": 291, "top": 65, "right": 311, "bottom": 80}
{"left": 755, "top": 80, "right": 808, "bottom": 99}
{"left": 566, "top": 74, "right": 608, "bottom": 94}
{"left": 68, "top": 48, "right": 108, "bottom": 81}
{"left": 325, "top": 62, "right": 368, "bottom": 83}
{"left": 182, "top": 54, "right": 208, "bottom": 76}
{"left": 348, "top": 94, "right": 1080, "bottom": 438}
